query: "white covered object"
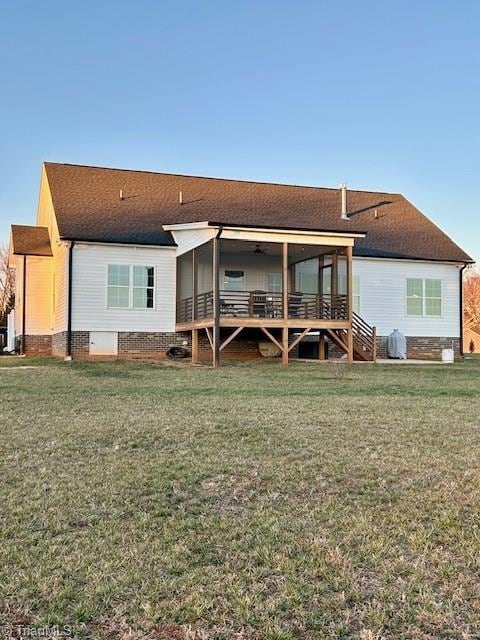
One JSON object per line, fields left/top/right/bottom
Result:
{"left": 442, "top": 348, "right": 454, "bottom": 363}
{"left": 6, "top": 311, "right": 15, "bottom": 352}
{"left": 387, "top": 329, "right": 407, "bottom": 359}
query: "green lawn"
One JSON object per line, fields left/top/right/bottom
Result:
{"left": 1, "top": 357, "right": 479, "bottom": 639}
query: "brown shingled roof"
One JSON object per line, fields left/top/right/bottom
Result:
{"left": 44, "top": 162, "right": 473, "bottom": 263}
{"left": 11, "top": 225, "right": 53, "bottom": 256}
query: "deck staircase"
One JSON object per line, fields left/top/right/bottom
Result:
{"left": 324, "top": 312, "right": 377, "bottom": 361}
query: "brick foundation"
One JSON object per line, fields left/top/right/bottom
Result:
{"left": 118, "top": 331, "right": 191, "bottom": 359}
{"left": 25, "top": 330, "right": 461, "bottom": 363}
{"left": 23, "top": 335, "right": 52, "bottom": 356}
{"left": 376, "top": 336, "right": 460, "bottom": 360}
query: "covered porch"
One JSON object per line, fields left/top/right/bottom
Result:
{"left": 166, "top": 223, "right": 374, "bottom": 366}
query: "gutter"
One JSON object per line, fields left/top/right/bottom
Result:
{"left": 66, "top": 241, "right": 75, "bottom": 360}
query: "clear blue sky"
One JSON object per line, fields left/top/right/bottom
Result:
{"left": 1, "top": 0, "right": 478, "bottom": 263}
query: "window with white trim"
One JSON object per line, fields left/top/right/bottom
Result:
{"left": 224, "top": 270, "right": 245, "bottom": 291}
{"left": 107, "top": 265, "right": 155, "bottom": 308}
{"left": 406, "top": 278, "right": 441, "bottom": 316}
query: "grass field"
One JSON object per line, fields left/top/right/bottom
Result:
{"left": 0, "top": 356, "right": 479, "bottom": 639}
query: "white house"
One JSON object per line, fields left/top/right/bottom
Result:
{"left": 7, "top": 162, "right": 473, "bottom": 364}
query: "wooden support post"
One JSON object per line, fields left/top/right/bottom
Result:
{"left": 282, "top": 242, "right": 289, "bottom": 365}
{"left": 212, "top": 236, "right": 220, "bottom": 367}
{"left": 192, "top": 248, "right": 197, "bottom": 322}
{"left": 346, "top": 245, "right": 353, "bottom": 364}
{"left": 191, "top": 328, "right": 198, "bottom": 364}
{"left": 318, "top": 255, "right": 324, "bottom": 295}
{"left": 372, "top": 326, "right": 377, "bottom": 362}
{"left": 318, "top": 332, "right": 326, "bottom": 360}
{"left": 331, "top": 252, "right": 338, "bottom": 297}
{"left": 282, "top": 242, "right": 288, "bottom": 320}
{"left": 282, "top": 327, "right": 289, "bottom": 365}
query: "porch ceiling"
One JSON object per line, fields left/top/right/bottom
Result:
{"left": 219, "top": 239, "right": 332, "bottom": 263}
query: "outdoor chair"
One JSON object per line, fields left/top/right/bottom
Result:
{"left": 250, "top": 290, "right": 267, "bottom": 317}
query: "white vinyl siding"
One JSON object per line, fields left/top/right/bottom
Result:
{"left": 12, "top": 255, "right": 53, "bottom": 335}
{"left": 353, "top": 258, "right": 460, "bottom": 337}
{"left": 169, "top": 227, "right": 217, "bottom": 256}
{"left": 31, "top": 166, "right": 66, "bottom": 334}
{"left": 72, "top": 244, "right": 176, "bottom": 332}
{"left": 352, "top": 275, "right": 360, "bottom": 314}
{"left": 218, "top": 254, "right": 283, "bottom": 292}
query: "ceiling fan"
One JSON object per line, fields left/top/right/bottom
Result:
{"left": 253, "top": 244, "right": 266, "bottom": 254}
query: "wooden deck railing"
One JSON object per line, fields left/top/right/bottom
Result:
{"left": 176, "top": 291, "right": 349, "bottom": 323}
{"left": 352, "top": 311, "right": 377, "bottom": 360}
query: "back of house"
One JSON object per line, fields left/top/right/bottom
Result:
{"left": 7, "top": 162, "right": 473, "bottom": 364}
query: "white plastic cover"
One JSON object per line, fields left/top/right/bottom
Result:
{"left": 387, "top": 329, "right": 407, "bottom": 359}
{"left": 6, "top": 311, "right": 15, "bottom": 352}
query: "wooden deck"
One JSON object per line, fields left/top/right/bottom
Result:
{"left": 174, "top": 241, "right": 375, "bottom": 366}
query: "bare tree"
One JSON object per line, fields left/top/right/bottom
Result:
{"left": 0, "top": 244, "right": 15, "bottom": 325}
{"left": 464, "top": 267, "right": 480, "bottom": 331}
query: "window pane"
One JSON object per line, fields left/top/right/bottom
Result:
{"left": 146, "top": 288, "right": 154, "bottom": 308}
{"left": 299, "top": 272, "right": 317, "bottom": 294}
{"left": 133, "top": 287, "right": 146, "bottom": 308}
{"left": 267, "top": 273, "right": 281, "bottom": 293}
{"left": 224, "top": 270, "right": 245, "bottom": 291}
{"left": 425, "top": 279, "right": 441, "bottom": 298}
{"left": 322, "top": 268, "right": 332, "bottom": 294}
{"left": 133, "top": 266, "right": 154, "bottom": 287}
{"left": 133, "top": 287, "right": 154, "bottom": 308}
{"left": 352, "top": 275, "right": 360, "bottom": 297}
{"left": 426, "top": 298, "right": 441, "bottom": 316}
{"left": 338, "top": 274, "right": 347, "bottom": 295}
{"left": 108, "top": 265, "right": 129, "bottom": 287}
{"left": 108, "top": 286, "right": 129, "bottom": 307}
{"left": 407, "top": 278, "right": 423, "bottom": 297}
{"left": 407, "top": 297, "right": 422, "bottom": 316}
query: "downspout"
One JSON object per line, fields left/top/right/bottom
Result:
{"left": 212, "top": 226, "right": 223, "bottom": 367}
{"left": 459, "top": 263, "right": 467, "bottom": 358}
{"left": 21, "top": 255, "right": 26, "bottom": 355}
{"left": 66, "top": 241, "right": 75, "bottom": 360}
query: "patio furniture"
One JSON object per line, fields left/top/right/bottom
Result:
{"left": 250, "top": 290, "right": 267, "bottom": 317}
